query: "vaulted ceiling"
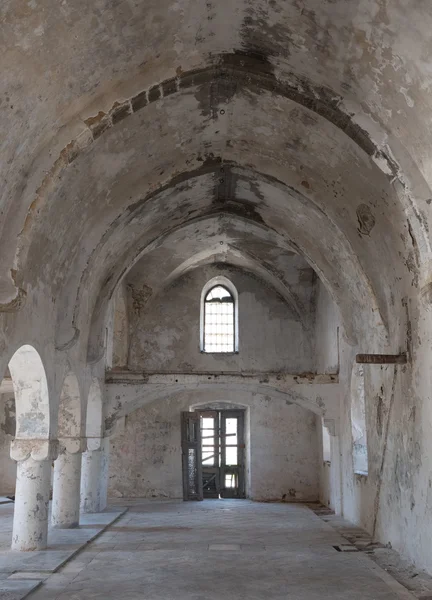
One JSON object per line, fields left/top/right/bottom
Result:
{"left": 1, "top": 0, "right": 430, "bottom": 358}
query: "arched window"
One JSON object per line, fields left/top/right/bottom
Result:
{"left": 200, "top": 277, "right": 238, "bottom": 353}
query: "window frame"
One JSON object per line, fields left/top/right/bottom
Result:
{"left": 200, "top": 277, "right": 239, "bottom": 353}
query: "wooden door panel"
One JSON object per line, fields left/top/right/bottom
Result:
{"left": 181, "top": 412, "right": 203, "bottom": 501}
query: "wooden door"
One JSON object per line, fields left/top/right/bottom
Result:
{"left": 220, "top": 410, "right": 245, "bottom": 498}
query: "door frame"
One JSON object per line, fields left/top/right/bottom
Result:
{"left": 194, "top": 408, "right": 246, "bottom": 499}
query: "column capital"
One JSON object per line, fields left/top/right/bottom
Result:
{"left": 58, "top": 437, "right": 86, "bottom": 454}
{"left": 85, "top": 437, "right": 103, "bottom": 451}
{"left": 10, "top": 438, "right": 59, "bottom": 462}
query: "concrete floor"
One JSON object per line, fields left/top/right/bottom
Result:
{"left": 26, "top": 500, "right": 413, "bottom": 600}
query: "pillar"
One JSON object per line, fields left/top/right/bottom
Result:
{"left": 80, "top": 437, "right": 110, "bottom": 513}
{"left": 10, "top": 439, "right": 59, "bottom": 551}
{"left": 323, "top": 418, "right": 342, "bottom": 515}
{"left": 52, "top": 439, "right": 84, "bottom": 528}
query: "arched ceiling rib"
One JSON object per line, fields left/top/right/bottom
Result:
{"left": 162, "top": 248, "right": 309, "bottom": 327}
{"left": 11, "top": 54, "right": 430, "bottom": 282}
{"left": 0, "top": 37, "right": 429, "bottom": 305}
{"left": 117, "top": 215, "right": 313, "bottom": 332}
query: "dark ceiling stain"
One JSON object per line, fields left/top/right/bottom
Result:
{"left": 357, "top": 204, "right": 376, "bottom": 236}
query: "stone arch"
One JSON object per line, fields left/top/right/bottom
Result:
{"left": 85, "top": 379, "right": 103, "bottom": 449}
{"left": 52, "top": 373, "right": 83, "bottom": 529}
{"left": 104, "top": 379, "right": 330, "bottom": 437}
{"left": 189, "top": 398, "right": 249, "bottom": 412}
{"left": 80, "top": 379, "right": 108, "bottom": 514}
{"left": 58, "top": 373, "right": 82, "bottom": 445}
{"left": 8, "top": 345, "right": 50, "bottom": 440}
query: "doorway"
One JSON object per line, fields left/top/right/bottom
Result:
{"left": 200, "top": 410, "right": 245, "bottom": 499}
{"left": 181, "top": 409, "right": 246, "bottom": 500}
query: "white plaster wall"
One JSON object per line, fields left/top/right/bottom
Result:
{"left": 108, "top": 389, "right": 319, "bottom": 501}
{"left": 382, "top": 306, "right": 432, "bottom": 574}
{"left": 338, "top": 342, "right": 382, "bottom": 533}
{"left": 313, "top": 278, "right": 425, "bottom": 569}
{"left": 0, "top": 393, "right": 16, "bottom": 494}
{"left": 313, "top": 279, "right": 381, "bottom": 530}
{"left": 313, "top": 277, "right": 428, "bottom": 575}
{"left": 248, "top": 394, "right": 319, "bottom": 501}
{"left": 109, "top": 396, "right": 183, "bottom": 498}
{"left": 126, "top": 265, "right": 314, "bottom": 373}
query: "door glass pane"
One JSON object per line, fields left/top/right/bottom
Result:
{"left": 202, "top": 451, "right": 215, "bottom": 464}
{"left": 225, "top": 446, "right": 238, "bottom": 466}
{"left": 225, "top": 418, "right": 238, "bottom": 445}
{"left": 225, "top": 473, "right": 237, "bottom": 488}
{"left": 202, "top": 419, "right": 214, "bottom": 444}
{"left": 202, "top": 436, "right": 214, "bottom": 446}
{"left": 201, "top": 416, "right": 216, "bottom": 466}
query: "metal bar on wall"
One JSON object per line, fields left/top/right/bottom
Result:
{"left": 356, "top": 354, "right": 407, "bottom": 365}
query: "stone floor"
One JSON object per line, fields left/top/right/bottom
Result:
{"left": 0, "top": 503, "right": 126, "bottom": 600}
{"left": 24, "top": 499, "right": 419, "bottom": 600}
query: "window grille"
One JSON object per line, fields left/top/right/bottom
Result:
{"left": 204, "top": 285, "right": 235, "bottom": 353}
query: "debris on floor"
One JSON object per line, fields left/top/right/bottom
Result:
{"left": 309, "top": 502, "right": 432, "bottom": 599}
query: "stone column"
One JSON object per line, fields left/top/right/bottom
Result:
{"left": 52, "top": 438, "right": 85, "bottom": 528}
{"left": 10, "top": 439, "right": 59, "bottom": 551}
{"left": 80, "top": 437, "right": 110, "bottom": 513}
